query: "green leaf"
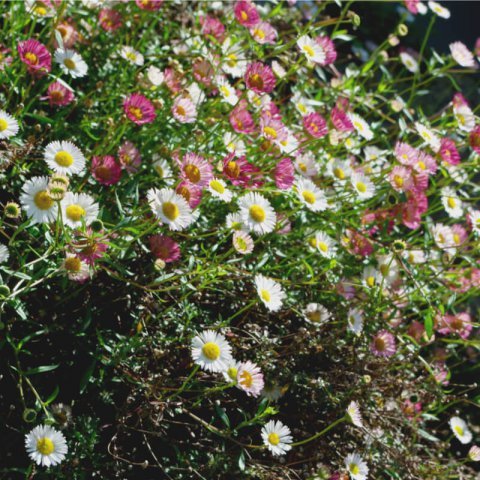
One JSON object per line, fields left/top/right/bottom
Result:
{"left": 215, "top": 405, "right": 230, "bottom": 428}
{"left": 24, "top": 364, "right": 59, "bottom": 376}
{"left": 424, "top": 308, "right": 433, "bottom": 339}
{"left": 238, "top": 450, "right": 246, "bottom": 471}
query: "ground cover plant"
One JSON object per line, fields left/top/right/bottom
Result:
{"left": 0, "top": 0, "right": 479, "bottom": 478}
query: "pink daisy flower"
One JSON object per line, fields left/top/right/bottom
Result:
{"left": 0, "top": 45, "right": 13, "bottom": 71}
{"left": 135, "top": 0, "right": 162, "bottom": 10}
{"left": 176, "top": 181, "right": 202, "bottom": 209}
{"left": 99, "top": 8, "right": 122, "bottom": 31}
{"left": 124, "top": 93, "right": 156, "bottom": 125}
{"left": 439, "top": 137, "right": 461, "bottom": 165}
{"left": 315, "top": 35, "right": 337, "bottom": 65}
{"left": 17, "top": 39, "right": 51, "bottom": 75}
{"left": 236, "top": 361, "right": 265, "bottom": 397}
{"left": 371, "top": 330, "right": 396, "bottom": 358}
{"left": 234, "top": 0, "right": 260, "bottom": 27}
{"left": 404, "top": 0, "right": 420, "bottom": 14}
{"left": 331, "top": 106, "right": 354, "bottom": 132}
{"left": 46, "top": 81, "right": 75, "bottom": 107}
{"left": 438, "top": 312, "right": 472, "bottom": 339}
{"left": 402, "top": 192, "right": 428, "bottom": 230}
{"left": 193, "top": 58, "right": 214, "bottom": 87}
{"left": 149, "top": 235, "right": 181, "bottom": 263}
{"left": 222, "top": 153, "right": 263, "bottom": 188}
{"left": 74, "top": 229, "right": 109, "bottom": 266}
{"left": 469, "top": 125, "right": 480, "bottom": 154}
{"left": 413, "top": 151, "right": 437, "bottom": 175}
{"left": 91, "top": 155, "right": 122, "bottom": 186}
{"left": 250, "top": 22, "right": 277, "bottom": 45}
{"left": 180, "top": 152, "right": 213, "bottom": 187}
{"left": 230, "top": 105, "right": 255, "bottom": 134}
{"left": 453, "top": 92, "right": 469, "bottom": 108}
{"left": 452, "top": 224, "right": 468, "bottom": 246}
{"left": 389, "top": 165, "right": 413, "bottom": 192}
{"left": 395, "top": 142, "right": 417, "bottom": 165}
{"left": 200, "top": 15, "right": 225, "bottom": 42}
{"left": 303, "top": 112, "right": 328, "bottom": 138}
{"left": 411, "top": 170, "right": 429, "bottom": 193}
{"left": 118, "top": 141, "right": 141, "bottom": 172}
{"left": 55, "top": 22, "right": 79, "bottom": 49}
{"left": 172, "top": 96, "right": 197, "bottom": 124}
{"left": 245, "top": 62, "right": 276, "bottom": 94}
{"left": 260, "top": 114, "right": 287, "bottom": 143}
{"left": 164, "top": 67, "right": 183, "bottom": 94}
{"left": 274, "top": 158, "right": 294, "bottom": 190}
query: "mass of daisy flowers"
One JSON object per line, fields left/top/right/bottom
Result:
{"left": 0, "top": 0, "right": 479, "bottom": 479}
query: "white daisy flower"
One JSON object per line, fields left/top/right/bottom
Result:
{"left": 0, "top": 244, "right": 9, "bottom": 263}
{"left": 222, "top": 360, "right": 240, "bottom": 383}
{"left": 469, "top": 209, "right": 480, "bottom": 233}
{"left": 152, "top": 156, "right": 173, "bottom": 184}
{"left": 279, "top": 131, "right": 300, "bottom": 155}
{"left": 226, "top": 212, "right": 246, "bottom": 231}
{"left": 351, "top": 173, "right": 375, "bottom": 200}
{"left": 294, "top": 152, "right": 318, "bottom": 178}
{"left": 261, "top": 383, "right": 284, "bottom": 401}
{"left": 191, "top": 330, "right": 233, "bottom": 373}
{"left": 347, "top": 401, "right": 363, "bottom": 428}
{"left": 43, "top": 141, "right": 86, "bottom": 176}
{"left": 261, "top": 420, "right": 293, "bottom": 456}
{"left": 362, "top": 265, "right": 382, "bottom": 289}
{"left": 25, "top": 425, "right": 68, "bottom": 467}
{"left": 450, "top": 42, "right": 475, "bottom": 68}
{"left": 61, "top": 191, "right": 99, "bottom": 228}
{"left": 147, "top": 188, "right": 193, "bottom": 231}
{"left": 292, "top": 91, "right": 314, "bottom": 115}
{"left": 415, "top": 122, "right": 441, "bottom": 152}
{"left": 208, "top": 178, "right": 232, "bottom": 202}
{"left": 404, "top": 249, "right": 427, "bottom": 265}
{"left": 449, "top": 416, "right": 472, "bottom": 444}
{"left": 345, "top": 452, "right": 369, "bottom": 480}
{"left": 221, "top": 39, "right": 247, "bottom": 77}
{"left": 271, "top": 60, "right": 287, "bottom": 78}
{"left": 428, "top": 1, "right": 450, "bottom": 19}
{"left": 20, "top": 176, "right": 58, "bottom": 225}
{"left": 233, "top": 230, "right": 254, "bottom": 254}
{"left": 224, "top": 132, "right": 246, "bottom": 157}
{"left": 120, "top": 46, "right": 144, "bottom": 66}
{"left": 146, "top": 65, "right": 164, "bottom": 86}
{"left": 54, "top": 49, "right": 88, "bottom": 78}
{"left": 62, "top": 253, "right": 90, "bottom": 282}
{"left": 295, "top": 177, "right": 328, "bottom": 212}
{"left": 297, "top": 35, "right": 326, "bottom": 64}
{"left": 347, "top": 308, "right": 364, "bottom": 336}
{"left": 399, "top": 51, "right": 419, "bottom": 73}
{"left": 216, "top": 77, "right": 239, "bottom": 106}
{"left": 432, "top": 223, "right": 456, "bottom": 254}
{"left": 377, "top": 254, "right": 400, "bottom": 285}
{"left": 239, "top": 192, "right": 276, "bottom": 235}
{"left": 442, "top": 188, "right": 463, "bottom": 219}
{"left": 303, "top": 303, "right": 331, "bottom": 326}
{"left": 254, "top": 274, "right": 285, "bottom": 312}
{"left": 236, "top": 361, "right": 264, "bottom": 397}
{"left": 329, "top": 159, "right": 352, "bottom": 182}
{"left": 468, "top": 445, "right": 480, "bottom": 462}
{"left": 0, "top": 110, "right": 19, "bottom": 139}
{"left": 454, "top": 104, "right": 475, "bottom": 132}
{"left": 314, "top": 231, "right": 337, "bottom": 258}
{"left": 348, "top": 113, "right": 374, "bottom": 140}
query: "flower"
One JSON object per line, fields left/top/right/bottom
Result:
{"left": 345, "top": 452, "right": 369, "bottom": 480}
{"left": 46, "top": 81, "right": 75, "bottom": 107}
{"left": 351, "top": 173, "right": 375, "bottom": 200}
{"left": 295, "top": 178, "right": 328, "bottom": 212}
{"left": 180, "top": 153, "right": 213, "bottom": 187}
{"left": 118, "top": 141, "right": 141, "bottom": 172}
{"left": 238, "top": 192, "right": 276, "bottom": 235}
{"left": 176, "top": 181, "right": 202, "bottom": 209}
{"left": 208, "top": 178, "right": 232, "bottom": 202}
{"left": 18, "top": 38, "right": 51, "bottom": 74}
{"left": 274, "top": 158, "right": 294, "bottom": 190}
{"left": 303, "top": 112, "right": 328, "bottom": 138}
{"left": 92, "top": 155, "right": 122, "bottom": 186}
{"left": 315, "top": 35, "right": 337, "bottom": 65}
{"left": 468, "top": 445, "right": 480, "bottom": 462}
{"left": 99, "top": 8, "right": 122, "bottom": 31}
{"left": 450, "top": 42, "right": 475, "bottom": 67}
{"left": 449, "top": 416, "right": 472, "bottom": 444}
{"left": 303, "top": 303, "right": 331, "bottom": 325}
{"left": 469, "top": 125, "right": 480, "bottom": 154}
{"left": 428, "top": 1, "right": 450, "bottom": 19}
{"left": 441, "top": 188, "right": 463, "bottom": 219}
{"left": 347, "top": 401, "right": 363, "bottom": 428}
{"left": 297, "top": 35, "right": 326, "bottom": 64}
{"left": 44, "top": 141, "right": 86, "bottom": 176}
{"left": 172, "top": 96, "right": 197, "bottom": 124}
{"left": 400, "top": 51, "right": 419, "bottom": 73}
{"left": 439, "top": 138, "right": 460, "bottom": 166}
{"left": 314, "top": 231, "right": 337, "bottom": 258}
{"left": 149, "top": 235, "right": 181, "bottom": 263}
{"left": 0, "top": 244, "right": 9, "bottom": 263}
{"left": 20, "top": 176, "right": 58, "bottom": 225}
{"left": 254, "top": 274, "right": 285, "bottom": 311}
{"left": 54, "top": 49, "right": 88, "bottom": 78}
{"left": 25, "top": 425, "right": 68, "bottom": 467}
{"left": 347, "top": 308, "right": 364, "bottom": 336}
{"left": 348, "top": 113, "right": 373, "bottom": 140}
{"left": 236, "top": 361, "right": 264, "bottom": 397}
{"left": 232, "top": 230, "right": 254, "bottom": 254}
{"left": 62, "top": 253, "right": 90, "bottom": 282}
{"left": 234, "top": 0, "right": 260, "bottom": 27}
{"left": 124, "top": 93, "right": 156, "bottom": 125}
{"left": 191, "top": 330, "right": 233, "bottom": 373}
{"left": 0, "top": 110, "right": 19, "bottom": 139}
{"left": 120, "top": 46, "right": 144, "bottom": 66}
{"left": 153, "top": 156, "right": 173, "bottom": 183}
{"left": 250, "top": 21, "right": 277, "bottom": 45}
{"left": 415, "top": 122, "right": 440, "bottom": 152}
{"left": 147, "top": 188, "right": 193, "bottom": 231}
{"left": 61, "top": 192, "right": 99, "bottom": 228}
{"left": 245, "top": 62, "right": 276, "bottom": 94}
{"left": 261, "top": 420, "right": 292, "bottom": 456}
{"left": 217, "top": 77, "right": 239, "bottom": 106}
{"left": 371, "top": 330, "right": 396, "bottom": 358}
{"left": 135, "top": 0, "right": 163, "bottom": 11}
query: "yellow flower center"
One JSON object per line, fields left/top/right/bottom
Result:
{"left": 63, "top": 58, "right": 76, "bottom": 70}
{"left": 176, "top": 104, "right": 186, "bottom": 117}
{"left": 334, "top": 167, "right": 345, "bottom": 180}
{"left": 302, "top": 190, "right": 316, "bottom": 204}
{"left": 318, "top": 241, "right": 328, "bottom": 253}
{"left": 263, "top": 126, "right": 277, "bottom": 139}
{"left": 34, "top": 5, "right": 47, "bottom": 15}
{"left": 126, "top": 52, "right": 137, "bottom": 62}
{"left": 454, "top": 425, "right": 464, "bottom": 436}
{"left": 417, "top": 161, "right": 426, "bottom": 170}
{"left": 356, "top": 182, "right": 367, "bottom": 193}
{"left": 268, "top": 432, "right": 280, "bottom": 445}
{"left": 307, "top": 310, "right": 322, "bottom": 322}
{"left": 260, "top": 289, "right": 270, "bottom": 302}
{"left": 349, "top": 463, "right": 360, "bottom": 475}
{"left": 184, "top": 164, "right": 201, "bottom": 184}
{"left": 226, "top": 53, "right": 237, "bottom": 67}
{"left": 34, "top": 191, "right": 54, "bottom": 210}
{"left": 25, "top": 52, "right": 38, "bottom": 65}
{"left": 240, "top": 11, "right": 248, "bottom": 21}
{"left": 64, "top": 256, "right": 81, "bottom": 272}
{"left": 227, "top": 367, "right": 238, "bottom": 380}
{"left": 249, "top": 73, "right": 264, "bottom": 90}
{"left": 302, "top": 45, "right": 315, "bottom": 57}
{"left": 447, "top": 197, "right": 456, "bottom": 208}
{"left": 162, "top": 201, "right": 179, "bottom": 221}
{"left": 66, "top": 204, "right": 86, "bottom": 222}
{"left": 240, "top": 370, "right": 253, "bottom": 388}
{"left": 155, "top": 166, "right": 164, "bottom": 177}
{"left": 36, "top": 437, "right": 55, "bottom": 456}
{"left": 202, "top": 342, "right": 220, "bottom": 360}
{"left": 457, "top": 114, "right": 465, "bottom": 126}
{"left": 54, "top": 151, "right": 74, "bottom": 167}
{"left": 453, "top": 233, "right": 460, "bottom": 244}
{"left": 366, "top": 276, "right": 376, "bottom": 287}
{"left": 128, "top": 106, "right": 143, "bottom": 120}
{"left": 253, "top": 28, "right": 265, "bottom": 40}
{"left": 220, "top": 86, "right": 231, "bottom": 97}
{"left": 226, "top": 161, "right": 240, "bottom": 178}
{"left": 210, "top": 179, "right": 225, "bottom": 194}
{"left": 235, "top": 236, "right": 248, "bottom": 251}
{"left": 353, "top": 120, "right": 364, "bottom": 131}
{"left": 0, "top": 118, "right": 8, "bottom": 131}
{"left": 393, "top": 175, "right": 403, "bottom": 187}
{"left": 421, "top": 130, "right": 431, "bottom": 140}
{"left": 298, "top": 103, "right": 307, "bottom": 114}
{"left": 249, "top": 205, "right": 266, "bottom": 223}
